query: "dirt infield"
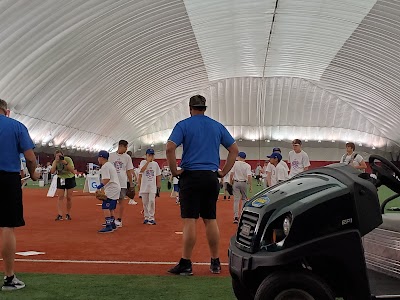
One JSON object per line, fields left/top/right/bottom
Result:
{"left": 8, "top": 189, "right": 239, "bottom": 276}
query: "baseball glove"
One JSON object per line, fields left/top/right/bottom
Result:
{"left": 167, "top": 181, "right": 172, "bottom": 190}
{"left": 126, "top": 188, "right": 135, "bottom": 199}
{"left": 95, "top": 190, "right": 107, "bottom": 201}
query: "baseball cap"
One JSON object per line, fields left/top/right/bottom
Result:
{"left": 272, "top": 147, "right": 281, "bottom": 152}
{"left": 189, "top": 95, "right": 207, "bottom": 107}
{"left": 267, "top": 152, "right": 282, "bottom": 160}
{"left": 238, "top": 152, "right": 246, "bottom": 159}
{"left": 98, "top": 150, "right": 109, "bottom": 159}
{"left": 146, "top": 148, "right": 155, "bottom": 155}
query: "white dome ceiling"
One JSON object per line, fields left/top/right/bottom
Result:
{"left": 1, "top": 0, "right": 399, "bottom": 154}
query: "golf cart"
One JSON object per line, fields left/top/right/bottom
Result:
{"left": 228, "top": 155, "right": 400, "bottom": 299}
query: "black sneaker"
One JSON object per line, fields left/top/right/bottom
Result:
{"left": 65, "top": 214, "right": 72, "bottom": 221}
{"left": 223, "top": 196, "right": 226, "bottom": 200}
{"left": 233, "top": 217, "right": 239, "bottom": 224}
{"left": 210, "top": 258, "right": 221, "bottom": 274}
{"left": 55, "top": 215, "right": 63, "bottom": 221}
{"left": 2, "top": 275, "right": 25, "bottom": 291}
{"left": 168, "top": 259, "right": 193, "bottom": 276}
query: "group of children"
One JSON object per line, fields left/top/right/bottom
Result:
{"left": 95, "top": 141, "right": 161, "bottom": 233}
{"left": 96, "top": 139, "right": 367, "bottom": 230}
{"left": 224, "top": 139, "right": 368, "bottom": 223}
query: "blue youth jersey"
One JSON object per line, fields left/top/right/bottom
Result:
{"left": 168, "top": 114, "right": 235, "bottom": 171}
{"left": 0, "top": 115, "right": 35, "bottom": 172}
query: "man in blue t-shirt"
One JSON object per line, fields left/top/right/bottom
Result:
{"left": 0, "top": 99, "right": 39, "bottom": 291}
{"left": 166, "top": 95, "right": 238, "bottom": 276}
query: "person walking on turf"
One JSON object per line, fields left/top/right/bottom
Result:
{"left": 0, "top": 99, "right": 39, "bottom": 291}
{"left": 166, "top": 95, "right": 238, "bottom": 275}
{"left": 230, "top": 152, "right": 252, "bottom": 224}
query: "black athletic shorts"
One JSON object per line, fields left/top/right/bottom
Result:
{"left": 0, "top": 171, "right": 25, "bottom": 227}
{"left": 179, "top": 170, "right": 219, "bottom": 219}
{"left": 57, "top": 177, "right": 77, "bottom": 190}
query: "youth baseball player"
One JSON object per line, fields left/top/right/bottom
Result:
{"left": 108, "top": 140, "right": 135, "bottom": 227}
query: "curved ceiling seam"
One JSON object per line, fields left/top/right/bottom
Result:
{"left": 0, "top": 1, "right": 111, "bottom": 94}
{"left": 3, "top": 4, "right": 194, "bottom": 110}
{"left": 321, "top": 70, "right": 400, "bottom": 106}
{"left": 132, "top": 77, "right": 388, "bottom": 145}
{"left": 129, "top": 90, "right": 209, "bottom": 144}
{"left": 133, "top": 125, "right": 395, "bottom": 148}
{"left": 296, "top": 78, "right": 390, "bottom": 140}
{"left": 259, "top": 0, "right": 279, "bottom": 146}
{"left": 13, "top": 112, "right": 116, "bottom": 142}
{"left": 319, "top": 80, "right": 400, "bottom": 119}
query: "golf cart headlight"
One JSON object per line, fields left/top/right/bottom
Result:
{"left": 283, "top": 215, "right": 292, "bottom": 236}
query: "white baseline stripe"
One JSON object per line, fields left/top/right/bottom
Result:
{"left": 10, "top": 258, "right": 229, "bottom": 266}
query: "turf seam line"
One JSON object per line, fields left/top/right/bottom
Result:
{"left": 10, "top": 258, "right": 229, "bottom": 266}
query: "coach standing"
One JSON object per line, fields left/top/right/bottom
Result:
{"left": 0, "top": 99, "right": 38, "bottom": 291}
{"left": 166, "top": 95, "right": 238, "bottom": 275}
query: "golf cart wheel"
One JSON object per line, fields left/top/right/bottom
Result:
{"left": 232, "top": 277, "right": 253, "bottom": 300}
{"left": 254, "top": 271, "right": 334, "bottom": 300}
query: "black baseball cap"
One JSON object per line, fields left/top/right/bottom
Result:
{"left": 189, "top": 95, "right": 207, "bottom": 107}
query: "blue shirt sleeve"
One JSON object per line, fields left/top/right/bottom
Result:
{"left": 168, "top": 123, "right": 184, "bottom": 147}
{"left": 17, "top": 123, "right": 35, "bottom": 153}
{"left": 220, "top": 125, "right": 235, "bottom": 149}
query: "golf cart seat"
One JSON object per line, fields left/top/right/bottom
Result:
{"left": 364, "top": 213, "right": 400, "bottom": 279}
{"left": 380, "top": 213, "right": 400, "bottom": 231}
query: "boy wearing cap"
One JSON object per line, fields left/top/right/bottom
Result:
{"left": 230, "top": 152, "right": 252, "bottom": 224}
{"left": 272, "top": 147, "right": 289, "bottom": 173}
{"left": 265, "top": 147, "right": 289, "bottom": 186}
{"left": 266, "top": 152, "right": 289, "bottom": 187}
{"left": 288, "top": 139, "right": 310, "bottom": 177}
{"left": 97, "top": 151, "right": 121, "bottom": 233}
{"left": 138, "top": 149, "right": 161, "bottom": 225}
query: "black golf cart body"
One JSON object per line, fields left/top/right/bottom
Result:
{"left": 228, "top": 162, "right": 400, "bottom": 299}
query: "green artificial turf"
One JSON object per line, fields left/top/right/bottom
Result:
{"left": 0, "top": 274, "right": 234, "bottom": 300}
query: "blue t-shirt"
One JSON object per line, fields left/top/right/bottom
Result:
{"left": 168, "top": 114, "right": 235, "bottom": 171}
{"left": 0, "top": 115, "right": 35, "bottom": 173}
